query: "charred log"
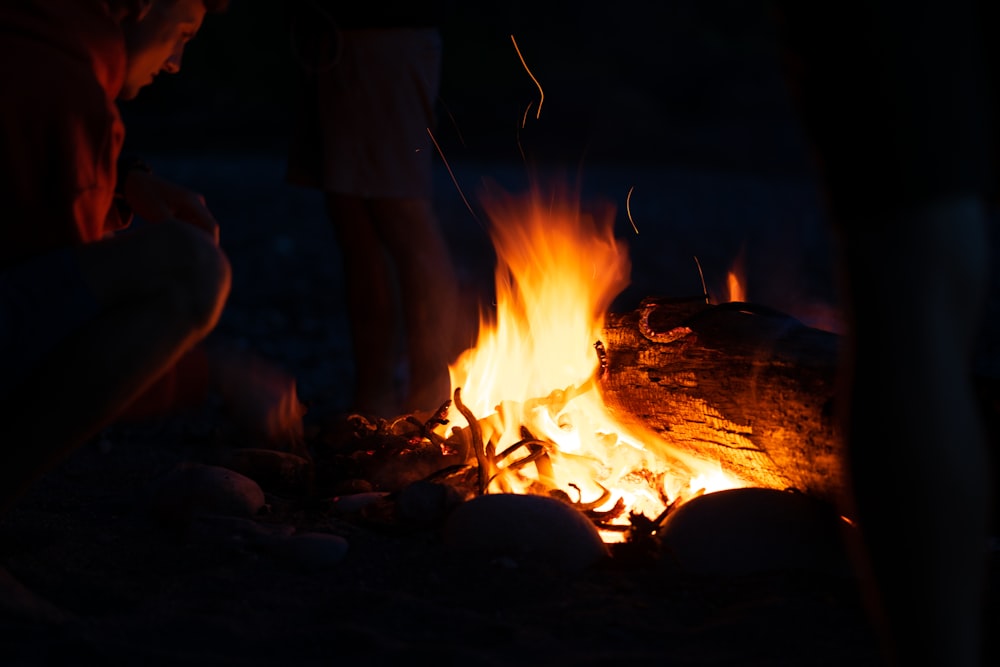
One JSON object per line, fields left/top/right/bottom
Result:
{"left": 599, "top": 297, "right": 846, "bottom": 509}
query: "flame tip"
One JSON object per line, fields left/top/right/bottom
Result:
{"left": 448, "top": 179, "right": 744, "bottom": 541}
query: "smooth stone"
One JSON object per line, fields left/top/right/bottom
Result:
{"left": 215, "top": 448, "right": 313, "bottom": 493}
{"left": 443, "top": 493, "right": 610, "bottom": 572}
{"left": 189, "top": 514, "right": 296, "bottom": 544}
{"left": 259, "top": 532, "right": 350, "bottom": 572}
{"left": 329, "top": 491, "right": 390, "bottom": 514}
{"left": 149, "top": 463, "right": 267, "bottom": 527}
{"left": 657, "top": 486, "right": 855, "bottom": 576}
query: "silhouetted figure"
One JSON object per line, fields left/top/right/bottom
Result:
{"left": 774, "top": 2, "right": 996, "bottom": 664}
{"left": 286, "top": 0, "right": 462, "bottom": 417}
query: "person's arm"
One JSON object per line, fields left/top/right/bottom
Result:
{"left": 119, "top": 161, "right": 221, "bottom": 242}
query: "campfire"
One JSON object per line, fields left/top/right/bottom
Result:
{"left": 313, "top": 173, "right": 844, "bottom": 551}
{"left": 426, "top": 178, "right": 751, "bottom": 540}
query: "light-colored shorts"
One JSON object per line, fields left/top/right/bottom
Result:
{"left": 0, "top": 247, "right": 100, "bottom": 400}
{"left": 286, "top": 27, "right": 442, "bottom": 199}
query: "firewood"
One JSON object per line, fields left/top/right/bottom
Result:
{"left": 599, "top": 297, "right": 847, "bottom": 510}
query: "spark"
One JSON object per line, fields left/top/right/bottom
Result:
{"left": 521, "top": 101, "right": 534, "bottom": 130}
{"left": 516, "top": 102, "right": 534, "bottom": 163}
{"left": 625, "top": 186, "right": 639, "bottom": 235}
{"left": 510, "top": 34, "right": 544, "bottom": 120}
{"left": 437, "top": 96, "right": 467, "bottom": 148}
{"left": 693, "top": 255, "right": 710, "bottom": 304}
{"left": 426, "top": 127, "right": 483, "bottom": 228}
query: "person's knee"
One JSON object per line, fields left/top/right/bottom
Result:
{"left": 160, "top": 222, "right": 231, "bottom": 334}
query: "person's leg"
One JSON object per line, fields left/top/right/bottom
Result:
{"left": 773, "top": 2, "right": 995, "bottom": 662}
{"left": 839, "top": 195, "right": 992, "bottom": 666}
{"left": 325, "top": 192, "right": 400, "bottom": 416}
{"left": 370, "top": 196, "right": 460, "bottom": 413}
{"left": 0, "top": 220, "right": 230, "bottom": 511}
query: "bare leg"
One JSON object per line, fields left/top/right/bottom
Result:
{"left": 0, "top": 221, "right": 230, "bottom": 511}
{"left": 370, "top": 197, "right": 460, "bottom": 413}
{"left": 325, "top": 192, "right": 400, "bottom": 416}
{"left": 839, "top": 196, "right": 992, "bottom": 666}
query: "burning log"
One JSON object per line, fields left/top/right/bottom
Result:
{"left": 599, "top": 296, "right": 847, "bottom": 509}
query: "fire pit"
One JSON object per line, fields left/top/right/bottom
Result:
{"left": 295, "top": 176, "right": 848, "bottom": 568}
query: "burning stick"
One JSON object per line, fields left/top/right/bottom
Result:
{"left": 402, "top": 398, "right": 457, "bottom": 455}
{"left": 488, "top": 439, "right": 550, "bottom": 491}
{"left": 493, "top": 437, "right": 548, "bottom": 469}
{"left": 453, "top": 387, "right": 491, "bottom": 495}
{"left": 586, "top": 497, "right": 627, "bottom": 525}
{"left": 569, "top": 483, "right": 612, "bottom": 512}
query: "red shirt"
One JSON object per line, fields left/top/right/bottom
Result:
{"left": 0, "top": 0, "right": 128, "bottom": 270}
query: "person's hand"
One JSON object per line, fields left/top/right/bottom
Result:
{"left": 123, "top": 169, "right": 220, "bottom": 242}
{"left": 209, "top": 347, "right": 307, "bottom": 450}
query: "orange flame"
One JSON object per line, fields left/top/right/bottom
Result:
{"left": 444, "top": 179, "right": 742, "bottom": 539}
{"left": 726, "top": 270, "right": 745, "bottom": 303}
{"left": 725, "top": 247, "right": 747, "bottom": 303}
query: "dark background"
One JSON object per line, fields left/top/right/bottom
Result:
{"left": 120, "top": 0, "right": 810, "bottom": 172}
{"left": 114, "top": 0, "right": 1000, "bottom": 399}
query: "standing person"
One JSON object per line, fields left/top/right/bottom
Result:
{"left": 774, "top": 1, "right": 996, "bottom": 665}
{"left": 0, "top": 0, "right": 305, "bottom": 513}
{"left": 286, "top": 0, "right": 462, "bottom": 418}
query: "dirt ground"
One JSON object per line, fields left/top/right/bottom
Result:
{"left": 0, "top": 421, "right": 891, "bottom": 667}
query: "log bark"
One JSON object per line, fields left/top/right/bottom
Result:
{"left": 599, "top": 297, "right": 847, "bottom": 508}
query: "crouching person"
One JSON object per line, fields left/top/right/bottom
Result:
{"left": 0, "top": 0, "right": 305, "bottom": 512}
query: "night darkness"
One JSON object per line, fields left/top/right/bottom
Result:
{"left": 118, "top": 0, "right": 831, "bottom": 314}
{"left": 120, "top": 0, "right": 810, "bottom": 172}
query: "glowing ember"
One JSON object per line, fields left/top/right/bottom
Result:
{"left": 441, "top": 179, "right": 744, "bottom": 541}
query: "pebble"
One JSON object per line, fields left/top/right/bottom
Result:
{"left": 257, "top": 532, "right": 350, "bottom": 572}
{"left": 148, "top": 462, "right": 267, "bottom": 528}
{"left": 189, "top": 514, "right": 296, "bottom": 544}
{"left": 215, "top": 448, "right": 313, "bottom": 494}
{"left": 329, "top": 491, "right": 390, "bottom": 514}
{"left": 186, "top": 515, "right": 349, "bottom": 571}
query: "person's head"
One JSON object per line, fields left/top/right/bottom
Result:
{"left": 117, "top": 0, "right": 229, "bottom": 101}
